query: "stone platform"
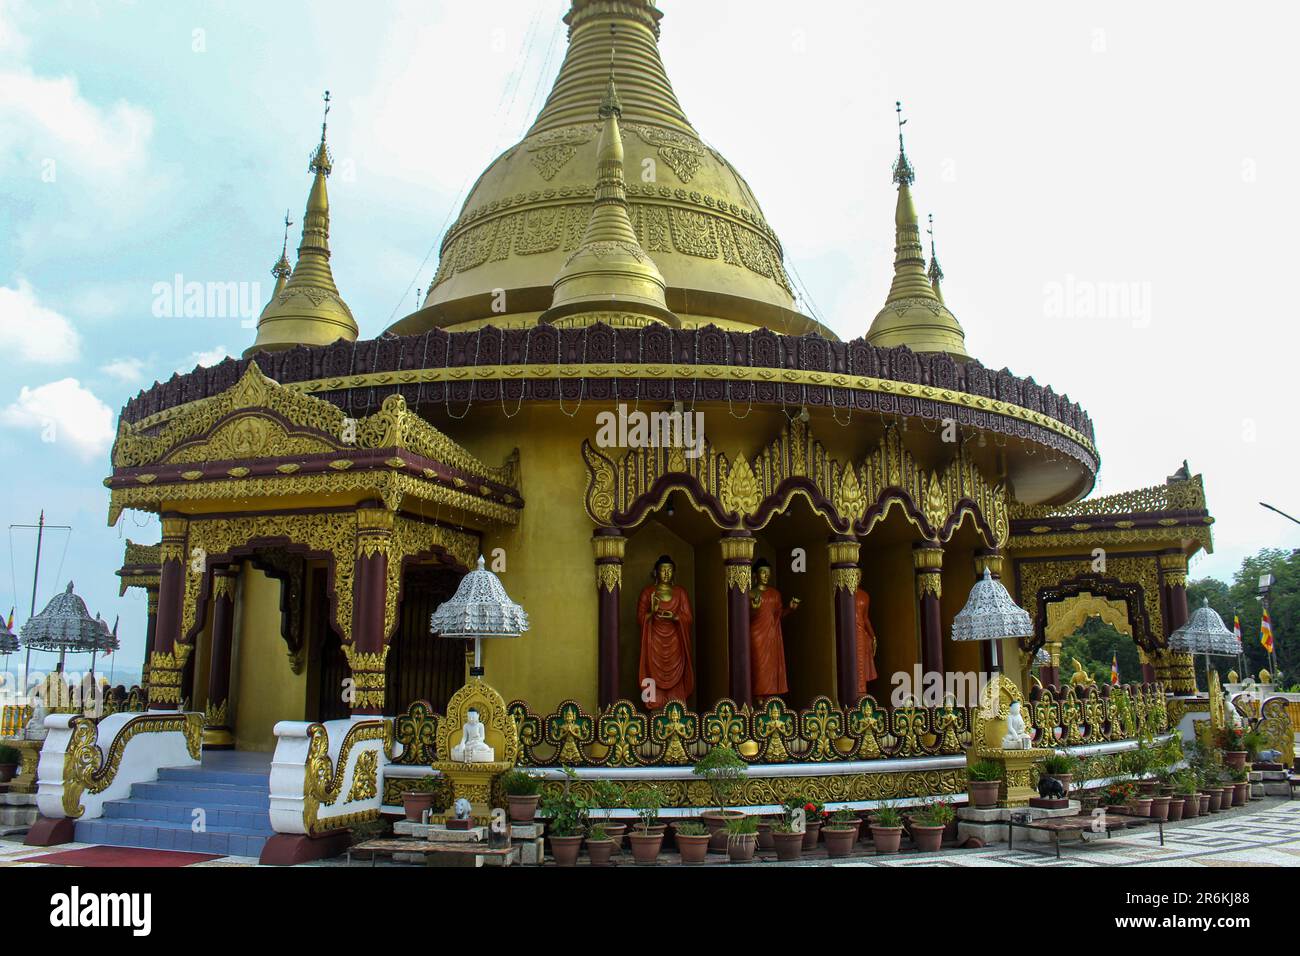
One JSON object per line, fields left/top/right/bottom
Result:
{"left": 957, "top": 801, "right": 1082, "bottom": 844}
{"left": 389, "top": 820, "right": 519, "bottom": 867}
{"left": 0, "top": 792, "right": 37, "bottom": 835}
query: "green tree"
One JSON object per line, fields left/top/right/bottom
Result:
{"left": 1061, "top": 616, "right": 1141, "bottom": 685}
{"left": 1187, "top": 548, "right": 1297, "bottom": 689}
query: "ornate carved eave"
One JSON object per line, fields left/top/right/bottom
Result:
{"left": 106, "top": 363, "right": 523, "bottom": 527}
{"left": 582, "top": 417, "right": 1010, "bottom": 547}
{"left": 116, "top": 539, "right": 161, "bottom": 595}
{"left": 1007, "top": 474, "right": 1213, "bottom": 555}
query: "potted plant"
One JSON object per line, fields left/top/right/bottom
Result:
{"left": 626, "top": 784, "right": 664, "bottom": 865}
{"left": 966, "top": 759, "right": 1002, "bottom": 808}
{"left": 1101, "top": 780, "right": 1140, "bottom": 814}
{"left": 0, "top": 745, "right": 20, "bottom": 784}
{"left": 692, "top": 745, "right": 747, "bottom": 851}
{"left": 869, "top": 803, "right": 904, "bottom": 855}
{"left": 401, "top": 775, "right": 439, "bottom": 822}
{"left": 724, "top": 814, "right": 759, "bottom": 863}
{"left": 910, "top": 799, "right": 952, "bottom": 853}
{"left": 590, "top": 779, "right": 627, "bottom": 850}
{"left": 1229, "top": 766, "right": 1250, "bottom": 806}
{"left": 1218, "top": 727, "right": 1248, "bottom": 771}
{"left": 1241, "top": 729, "right": 1270, "bottom": 767}
{"left": 792, "top": 798, "right": 828, "bottom": 849}
{"left": 1043, "top": 752, "right": 1077, "bottom": 796}
{"left": 586, "top": 824, "right": 615, "bottom": 866}
{"left": 823, "top": 808, "right": 860, "bottom": 858}
{"left": 1130, "top": 740, "right": 1159, "bottom": 796}
{"left": 540, "top": 769, "right": 588, "bottom": 866}
{"left": 672, "top": 820, "right": 711, "bottom": 864}
{"left": 1172, "top": 773, "right": 1196, "bottom": 819}
{"left": 769, "top": 815, "right": 805, "bottom": 862}
{"left": 499, "top": 768, "right": 543, "bottom": 823}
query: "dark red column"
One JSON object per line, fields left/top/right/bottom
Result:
{"left": 203, "top": 567, "right": 237, "bottom": 748}
{"left": 721, "top": 531, "right": 754, "bottom": 706}
{"left": 592, "top": 529, "right": 625, "bottom": 708}
{"left": 829, "top": 535, "right": 861, "bottom": 706}
{"left": 149, "top": 515, "right": 189, "bottom": 710}
{"left": 348, "top": 507, "right": 393, "bottom": 717}
{"left": 914, "top": 542, "right": 944, "bottom": 684}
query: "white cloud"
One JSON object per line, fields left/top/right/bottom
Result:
{"left": 1, "top": 378, "right": 115, "bottom": 460}
{"left": 101, "top": 357, "right": 145, "bottom": 384}
{"left": 0, "top": 279, "right": 80, "bottom": 362}
{"left": 178, "top": 346, "right": 233, "bottom": 374}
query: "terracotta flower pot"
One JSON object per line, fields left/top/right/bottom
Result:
{"left": 911, "top": 823, "right": 945, "bottom": 853}
{"left": 402, "top": 791, "right": 435, "bottom": 823}
{"left": 1223, "top": 751, "right": 1248, "bottom": 772}
{"left": 823, "top": 826, "right": 858, "bottom": 858}
{"left": 601, "top": 822, "right": 626, "bottom": 851}
{"left": 1150, "top": 795, "right": 1171, "bottom": 822}
{"left": 549, "top": 835, "right": 583, "bottom": 867}
{"left": 1127, "top": 797, "right": 1153, "bottom": 817}
{"left": 702, "top": 810, "right": 743, "bottom": 852}
{"left": 1181, "top": 795, "right": 1199, "bottom": 818}
{"left": 675, "top": 833, "right": 711, "bottom": 864}
{"left": 507, "top": 794, "right": 540, "bottom": 823}
{"left": 968, "top": 780, "right": 1000, "bottom": 809}
{"left": 1198, "top": 793, "right": 1211, "bottom": 815}
{"left": 757, "top": 820, "right": 774, "bottom": 850}
{"left": 1166, "top": 797, "right": 1185, "bottom": 821}
{"left": 1232, "top": 783, "right": 1249, "bottom": 806}
{"left": 871, "top": 824, "right": 903, "bottom": 855}
{"left": 726, "top": 832, "right": 758, "bottom": 863}
{"left": 586, "top": 838, "right": 615, "bottom": 867}
{"left": 628, "top": 831, "right": 664, "bottom": 865}
{"left": 1053, "top": 774, "right": 1074, "bottom": 796}
{"left": 1207, "top": 789, "right": 1222, "bottom": 812}
{"left": 1138, "top": 779, "right": 1159, "bottom": 798}
{"left": 772, "top": 830, "right": 804, "bottom": 861}
{"left": 801, "top": 819, "right": 822, "bottom": 850}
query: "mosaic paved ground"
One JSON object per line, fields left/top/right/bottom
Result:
{"left": 2, "top": 798, "right": 1296, "bottom": 868}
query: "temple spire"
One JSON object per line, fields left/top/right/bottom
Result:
{"left": 270, "top": 210, "right": 293, "bottom": 298}
{"left": 866, "top": 102, "right": 967, "bottom": 357}
{"left": 926, "top": 212, "right": 945, "bottom": 303}
{"left": 541, "top": 56, "right": 676, "bottom": 328}
{"left": 245, "top": 91, "right": 357, "bottom": 357}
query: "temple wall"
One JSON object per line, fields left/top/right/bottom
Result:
{"left": 860, "top": 530, "right": 920, "bottom": 705}
{"left": 232, "top": 561, "right": 306, "bottom": 751}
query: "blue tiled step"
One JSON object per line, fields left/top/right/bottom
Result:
{"left": 103, "top": 798, "right": 270, "bottom": 831}
{"left": 73, "top": 755, "right": 274, "bottom": 859}
{"left": 75, "top": 818, "right": 271, "bottom": 859}
{"left": 129, "top": 781, "right": 270, "bottom": 808}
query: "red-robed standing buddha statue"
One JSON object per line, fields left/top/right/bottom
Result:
{"left": 637, "top": 555, "right": 695, "bottom": 710}
{"left": 748, "top": 558, "right": 801, "bottom": 698}
{"left": 854, "top": 588, "right": 878, "bottom": 697}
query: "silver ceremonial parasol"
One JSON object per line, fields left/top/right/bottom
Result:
{"left": 1169, "top": 598, "right": 1241, "bottom": 693}
{"left": 429, "top": 555, "right": 529, "bottom": 677}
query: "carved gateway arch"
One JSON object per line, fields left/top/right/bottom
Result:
{"left": 1014, "top": 561, "right": 1163, "bottom": 655}
{"left": 581, "top": 417, "right": 1010, "bottom": 546}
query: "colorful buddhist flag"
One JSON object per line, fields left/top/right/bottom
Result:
{"left": 1261, "top": 610, "right": 1274, "bottom": 653}
{"left": 1233, "top": 614, "right": 1242, "bottom": 642}
{"left": 1110, "top": 652, "right": 1120, "bottom": 685}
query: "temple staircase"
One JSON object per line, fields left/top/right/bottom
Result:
{"left": 73, "top": 752, "right": 274, "bottom": 859}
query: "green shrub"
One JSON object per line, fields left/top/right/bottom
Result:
{"left": 913, "top": 800, "right": 954, "bottom": 827}
{"left": 626, "top": 784, "right": 663, "bottom": 833}
{"left": 499, "top": 769, "right": 541, "bottom": 796}
{"left": 871, "top": 804, "right": 902, "bottom": 828}
{"left": 541, "top": 767, "right": 589, "bottom": 837}
{"left": 967, "top": 759, "right": 1002, "bottom": 782}
{"left": 1044, "top": 752, "right": 1077, "bottom": 775}
{"left": 674, "top": 820, "right": 707, "bottom": 836}
{"left": 692, "top": 745, "right": 747, "bottom": 811}
{"left": 724, "top": 814, "right": 758, "bottom": 835}
{"left": 587, "top": 824, "right": 608, "bottom": 841}
{"left": 826, "top": 807, "right": 859, "bottom": 829}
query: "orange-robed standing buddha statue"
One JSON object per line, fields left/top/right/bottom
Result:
{"left": 748, "top": 559, "right": 801, "bottom": 698}
{"left": 854, "top": 588, "right": 878, "bottom": 697}
{"left": 637, "top": 555, "right": 695, "bottom": 710}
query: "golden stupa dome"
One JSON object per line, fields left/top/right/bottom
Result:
{"left": 390, "top": 0, "right": 819, "bottom": 336}
{"left": 865, "top": 121, "right": 968, "bottom": 359}
{"left": 246, "top": 97, "right": 358, "bottom": 358}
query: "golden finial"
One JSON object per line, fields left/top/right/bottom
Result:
{"left": 272, "top": 209, "right": 293, "bottom": 280}
{"left": 310, "top": 90, "right": 333, "bottom": 176}
{"left": 600, "top": 27, "right": 622, "bottom": 118}
{"left": 926, "top": 212, "right": 944, "bottom": 286}
{"left": 892, "top": 100, "right": 914, "bottom": 186}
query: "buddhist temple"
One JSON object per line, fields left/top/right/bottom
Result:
{"left": 22, "top": 0, "right": 1285, "bottom": 870}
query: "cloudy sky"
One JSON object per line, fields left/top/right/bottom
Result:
{"left": 2, "top": 0, "right": 1297, "bottom": 686}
